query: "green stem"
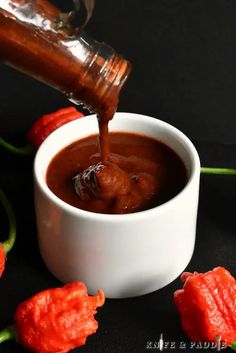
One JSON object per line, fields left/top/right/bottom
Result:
{"left": 201, "top": 167, "right": 236, "bottom": 175}
{"left": 0, "top": 189, "right": 16, "bottom": 254}
{"left": 230, "top": 341, "right": 236, "bottom": 351}
{"left": 0, "top": 325, "right": 16, "bottom": 344}
{"left": 0, "top": 137, "right": 33, "bottom": 155}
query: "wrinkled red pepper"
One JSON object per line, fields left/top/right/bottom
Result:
{"left": 0, "top": 189, "right": 16, "bottom": 278}
{"left": 174, "top": 266, "right": 236, "bottom": 347}
{"left": 27, "top": 106, "right": 85, "bottom": 149}
{"left": 0, "top": 282, "right": 105, "bottom": 353}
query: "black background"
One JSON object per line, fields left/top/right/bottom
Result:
{"left": 0, "top": 1, "right": 236, "bottom": 353}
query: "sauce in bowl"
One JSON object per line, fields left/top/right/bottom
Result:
{"left": 46, "top": 132, "right": 187, "bottom": 214}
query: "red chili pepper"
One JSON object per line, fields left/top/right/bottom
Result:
{"left": 174, "top": 266, "right": 236, "bottom": 347}
{"left": 0, "top": 282, "right": 105, "bottom": 353}
{"left": 0, "top": 189, "right": 16, "bottom": 278}
{"left": 27, "top": 106, "right": 85, "bottom": 149}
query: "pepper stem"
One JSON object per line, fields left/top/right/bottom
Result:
{"left": 201, "top": 167, "right": 236, "bottom": 175}
{"left": 0, "top": 137, "right": 33, "bottom": 155}
{"left": 0, "top": 325, "right": 16, "bottom": 344}
{"left": 0, "top": 190, "right": 16, "bottom": 254}
{"left": 230, "top": 341, "right": 236, "bottom": 351}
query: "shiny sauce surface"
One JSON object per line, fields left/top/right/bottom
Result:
{"left": 46, "top": 132, "right": 187, "bottom": 214}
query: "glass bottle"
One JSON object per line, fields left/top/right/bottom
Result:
{"left": 0, "top": 0, "right": 131, "bottom": 122}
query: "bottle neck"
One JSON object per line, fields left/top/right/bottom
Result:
{"left": 66, "top": 32, "right": 131, "bottom": 119}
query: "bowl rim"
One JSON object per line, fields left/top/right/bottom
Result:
{"left": 34, "top": 112, "right": 201, "bottom": 222}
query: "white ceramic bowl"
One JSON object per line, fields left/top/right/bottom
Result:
{"left": 34, "top": 112, "right": 200, "bottom": 298}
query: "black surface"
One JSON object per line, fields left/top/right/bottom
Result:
{"left": 0, "top": 1, "right": 236, "bottom": 353}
